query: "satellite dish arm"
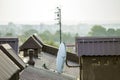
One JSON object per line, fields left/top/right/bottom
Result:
{"left": 66, "top": 54, "right": 82, "bottom": 80}
{"left": 66, "top": 53, "right": 81, "bottom": 68}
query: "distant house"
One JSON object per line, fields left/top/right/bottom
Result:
{"left": 76, "top": 37, "right": 120, "bottom": 80}
{"left": 19, "top": 35, "right": 43, "bottom": 58}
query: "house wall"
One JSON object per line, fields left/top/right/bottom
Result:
{"left": 81, "top": 56, "right": 120, "bottom": 80}
{"left": 9, "top": 71, "right": 19, "bottom": 80}
{"left": 23, "top": 49, "right": 28, "bottom": 57}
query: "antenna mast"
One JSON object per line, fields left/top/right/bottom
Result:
{"left": 55, "top": 7, "right": 62, "bottom": 43}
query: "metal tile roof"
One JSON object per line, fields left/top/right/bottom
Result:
{"left": 76, "top": 37, "right": 120, "bottom": 56}
{"left": 0, "top": 50, "right": 19, "bottom": 80}
{"left": 0, "top": 44, "right": 26, "bottom": 70}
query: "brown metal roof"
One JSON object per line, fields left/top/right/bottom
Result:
{"left": 76, "top": 37, "right": 120, "bottom": 56}
{"left": 0, "top": 50, "right": 19, "bottom": 80}
{"left": 20, "top": 66, "right": 75, "bottom": 80}
{"left": 19, "top": 36, "right": 42, "bottom": 51}
{"left": 0, "top": 44, "right": 26, "bottom": 70}
{"left": 32, "top": 34, "right": 44, "bottom": 46}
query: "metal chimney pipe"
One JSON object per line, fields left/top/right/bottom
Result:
{"left": 27, "top": 49, "right": 35, "bottom": 66}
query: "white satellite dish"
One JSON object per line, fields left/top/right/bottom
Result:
{"left": 56, "top": 42, "right": 66, "bottom": 74}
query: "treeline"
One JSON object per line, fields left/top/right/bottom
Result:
{"left": 88, "top": 25, "right": 120, "bottom": 37}
{"left": 20, "top": 29, "right": 77, "bottom": 47}
{"left": 0, "top": 23, "right": 77, "bottom": 46}
{"left": 0, "top": 23, "right": 120, "bottom": 47}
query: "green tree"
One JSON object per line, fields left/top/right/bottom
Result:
{"left": 88, "top": 25, "right": 107, "bottom": 36}
{"left": 53, "top": 30, "right": 60, "bottom": 42}
{"left": 24, "top": 29, "right": 38, "bottom": 37}
{"left": 0, "top": 32, "right": 1, "bottom": 37}
{"left": 115, "top": 29, "right": 120, "bottom": 36}
{"left": 107, "top": 28, "right": 116, "bottom": 36}
{"left": 20, "top": 29, "right": 39, "bottom": 43}
{"left": 39, "top": 30, "right": 53, "bottom": 41}
{"left": 62, "top": 32, "right": 74, "bottom": 43}
{"left": 5, "top": 32, "right": 13, "bottom": 37}
{"left": 7, "top": 22, "right": 16, "bottom": 36}
{"left": 45, "top": 40, "right": 58, "bottom": 47}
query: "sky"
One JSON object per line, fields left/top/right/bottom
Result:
{"left": 0, "top": 0, "right": 120, "bottom": 25}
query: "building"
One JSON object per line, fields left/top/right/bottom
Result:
{"left": 19, "top": 35, "right": 79, "bottom": 78}
{"left": 0, "top": 44, "right": 26, "bottom": 70}
{"left": 20, "top": 35, "right": 79, "bottom": 63}
{"left": 0, "top": 38, "right": 18, "bottom": 53}
{"left": 0, "top": 44, "right": 26, "bottom": 80}
{"left": 19, "top": 35, "right": 43, "bottom": 58}
{"left": 76, "top": 37, "right": 120, "bottom": 80}
{"left": 0, "top": 49, "right": 19, "bottom": 80}
{"left": 0, "top": 43, "right": 78, "bottom": 80}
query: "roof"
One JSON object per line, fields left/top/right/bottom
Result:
{"left": 0, "top": 38, "right": 18, "bottom": 53}
{"left": 0, "top": 50, "right": 19, "bottom": 80}
{"left": 32, "top": 34, "right": 44, "bottom": 46}
{"left": 76, "top": 37, "right": 120, "bottom": 56}
{"left": 42, "top": 44, "right": 79, "bottom": 63}
{"left": 20, "top": 66, "right": 75, "bottom": 80}
{"left": 20, "top": 36, "right": 42, "bottom": 51}
{"left": 20, "top": 34, "right": 78, "bottom": 63}
{"left": 0, "top": 44, "right": 26, "bottom": 71}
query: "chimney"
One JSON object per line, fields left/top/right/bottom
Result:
{"left": 27, "top": 49, "right": 35, "bottom": 66}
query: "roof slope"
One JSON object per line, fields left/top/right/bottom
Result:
{"left": 20, "top": 36, "right": 42, "bottom": 50}
{"left": 0, "top": 50, "right": 19, "bottom": 80}
{"left": 32, "top": 34, "right": 44, "bottom": 46}
{"left": 20, "top": 66, "right": 75, "bottom": 80}
{"left": 76, "top": 37, "right": 120, "bottom": 56}
{"left": 0, "top": 44, "right": 26, "bottom": 71}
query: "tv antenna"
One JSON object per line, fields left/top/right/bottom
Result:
{"left": 55, "top": 7, "right": 62, "bottom": 43}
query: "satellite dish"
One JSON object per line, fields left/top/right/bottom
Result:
{"left": 56, "top": 42, "right": 66, "bottom": 74}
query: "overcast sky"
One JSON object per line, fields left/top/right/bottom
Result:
{"left": 0, "top": 0, "right": 120, "bottom": 24}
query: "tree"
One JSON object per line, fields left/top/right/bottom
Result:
{"left": 23, "top": 29, "right": 38, "bottom": 37}
{"left": 5, "top": 32, "right": 13, "bottom": 37}
{"left": 39, "top": 30, "right": 53, "bottom": 41}
{"left": 115, "top": 29, "right": 120, "bottom": 36}
{"left": 107, "top": 28, "right": 116, "bottom": 36}
{"left": 53, "top": 30, "right": 60, "bottom": 42}
{"left": 7, "top": 22, "right": 16, "bottom": 36}
{"left": 20, "top": 29, "right": 39, "bottom": 43}
{"left": 88, "top": 25, "right": 107, "bottom": 36}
